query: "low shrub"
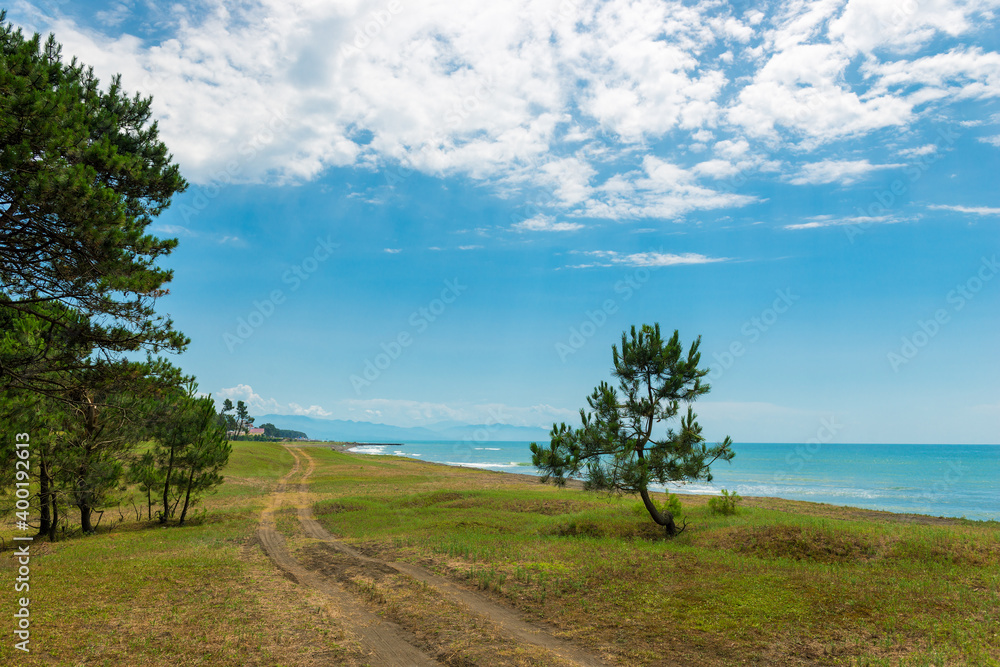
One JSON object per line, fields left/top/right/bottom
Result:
{"left": 708, "top": 488, "right": 742, "bottom": 515}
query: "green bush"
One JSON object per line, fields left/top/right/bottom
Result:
{"left": 633, "top": 494, "right": 685, "bottom": 522}
{"left": 665, "top": 493, "right": 684, "bottom": 522}
{"left": 708, "top": 488, "right": 742, "bottom": 515}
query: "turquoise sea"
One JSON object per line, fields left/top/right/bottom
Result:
{"left": 348, "top": 441, "right": 1000, "bottom": 522}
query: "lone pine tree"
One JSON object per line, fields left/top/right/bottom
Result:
{"left": 531, "top": 324, "right": 734, "bottom": 536}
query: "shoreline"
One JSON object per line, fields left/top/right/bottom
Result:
{"left": 305, "top": 440, "right": 985, "bottom": 528}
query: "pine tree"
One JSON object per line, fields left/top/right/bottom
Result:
{"left": 0, "top": 13, "right": 188, "bottom": 396}
{"left": 148, "top": 383, "right": 230, "bottom": 524}
{"left": 1, "top": 303, "right": 186, "bottom": 534}
{"left": 531, "top": 324, "right": 734, "bottom": 536}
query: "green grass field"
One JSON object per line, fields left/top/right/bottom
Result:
{"left": 3, "top": 442, "right": 998, "bottom": 666}
{"left": 304, "top": 448, "right": 1000, "bottom": 666}
{"left": 0, "top": 442, "right": 366, "bottom": 666}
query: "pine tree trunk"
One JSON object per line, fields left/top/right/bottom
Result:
{"left": 79, "top": 504, "right": 93, "bottom": 533}
{"left": 178, "top": 467, "right": 196, "bottom": 525}
{"left": 161, "top": 447, "right": 175, "bottom": 524}
{"left": 639, "top": 487, "right": 678, "bottom": 536}
{"left": 636, "top": 442, "right": 678, "bottom": 536}
{"left": 78, "top": 395, "right": 99, "bottom": 533}
{"left": 36, "top": 459, "right": 51, "bottom": 537}
{"left": 170, "top": 477, "right": 184, "bottom": 517}
{"left": 48, "top": 491, "right": 58, "bottom": 542}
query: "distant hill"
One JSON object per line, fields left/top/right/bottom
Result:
{"left": 255, "top": 414, "right": 550, "bottom": 443}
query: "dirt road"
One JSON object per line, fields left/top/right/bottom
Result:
{"left": 257, "top": 445, "right": 611, "bottom": 666}
{"left": 257, "top": 447, "right": 440, "bottom": 665}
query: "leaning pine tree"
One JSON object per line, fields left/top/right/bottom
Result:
{"left": 531, "top": 324, "right": 734, "bottom": 536}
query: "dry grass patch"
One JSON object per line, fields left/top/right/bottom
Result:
{"left": 299, "top": 542, "right": 577, "bottom": 667}
{"left": 703, "top": 523, "right": 887, "bottom": 563}
{"left": 314, "top": 501, "right": 365, "bottom": 515}
{"left": 499, "top": 499, "right": 598, "bottom": 516}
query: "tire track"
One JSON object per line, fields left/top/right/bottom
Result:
{"left": 257, "top": 447, "right": 440, "bottom": 666}
{"left": 289, "top": 446, "right": 611, "bottom": 667}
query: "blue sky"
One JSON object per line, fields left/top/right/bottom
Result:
{"left": 10, "top": 0, "right": 1000, "bottom": 443}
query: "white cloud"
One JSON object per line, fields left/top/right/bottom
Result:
{"left": 384, "top": 248, "right": 402, "bottom": 253}
{"left": 215, "top": 384, "right": 333, "bottom": 418}
{"left": 728, "top": 42, "right": 914, "bottom": 143}
{"left": 536, "top": 157, "right": 596, "bottom": 206}
{"left": 979, "top": 134, "right": 1000, "bottom": 146}
{"left": 784, "top": 214, "right": 904, "bottom": 230}
{"left": 714, "top": 138, "right": 750, "bottom": 159}
{"left": 570, "top": 250, "right": 728, "bottom": 268}
{"left": 14, "top": 0, "right": 1000, "bottom": 222}
{"left": 582, "top": 156, "right": 758, "bottom": 220}
{"left": 150, "top": 223, "right": 195, "bottom": 237}
{"left": 828, "top": 0, "right": 997, "bottom": 55}
{"left": 286, "top": 403, "right": 336, "bottom": 418}
{"left": 727, "top": 1, "right": 1000, "bottom": 146}
{"left": 95, "top": 3, "right": 131, "bottom": 28}
{"left": 573, "top": 0, "right": 727, "bottom": 140}
{"left": 3, "top": 1, "right": 751, "bottom": 222}
{"left": 151, "top": 223, "right": 247, "bottom": 246}
{"left": 787, "top": 159, "right": 904, "bottom": 186}
{"left": 928, "top": 204, "right": 1000, "bottom": 215}
{"left": 457, "top": 245, "right": 483, "bottom": 250}
{"left": 511, "top": 215, "right": 584, "bottom": 232}
{"left": 868, "top": 47, "right": 1000, "bottom": 102}
{"left": 898, "top": 144, "right": 939, "bottom": 158}
{"left": 692, "top": 158, "right": 743, "bottom": 178}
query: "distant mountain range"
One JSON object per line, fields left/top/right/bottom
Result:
{"left": 255, "top": 414, "right": 551, "bottom": 443}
